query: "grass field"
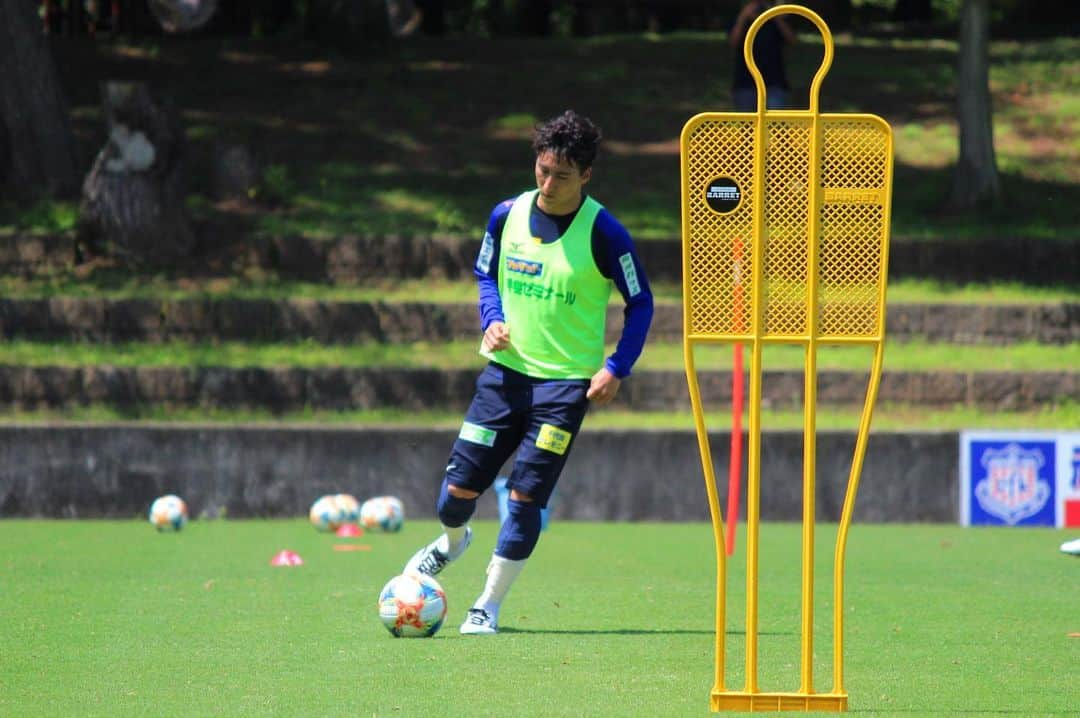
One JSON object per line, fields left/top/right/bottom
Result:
{"left": 2, "top": 274, "right": 1075, "bottom": 304}
{"left": 1, "top": 519, "right": 1076, "bottom": 716}
{"left": 2, "top": 402, "right": 1079, "bottom": 432}
{"left": 1, "top": 338, "right": 1075, "bottom": 372}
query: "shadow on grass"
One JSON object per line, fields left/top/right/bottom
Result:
{"left": 10, "top": 33, "right": 1074, "bottom": 243}
{"left": 851, "top": 708, "right": 1054, "bottom": 712}
{"left": 498, "top": 627, "right": 786, "bottom": 636}
{"left": 890, "top": 163, "right": 1080, "bottom": 240}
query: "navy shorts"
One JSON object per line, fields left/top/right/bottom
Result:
{"left": 445, "top": 362, "right": 590, "bottom": 508}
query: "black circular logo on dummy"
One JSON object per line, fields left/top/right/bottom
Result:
{"left": 705, "top": 177, "right": 741, "bottom": 214}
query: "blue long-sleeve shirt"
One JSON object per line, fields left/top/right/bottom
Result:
{"left": 474, "top": 194, "right": 654, "bottom": 379}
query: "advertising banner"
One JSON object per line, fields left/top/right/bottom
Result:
{"left": 960, "top": 431, "right": 1080, "bottom": 528}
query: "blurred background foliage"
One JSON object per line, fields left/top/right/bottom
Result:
{"left": 41, "top": 1, "right": 1080, "bottom": 42}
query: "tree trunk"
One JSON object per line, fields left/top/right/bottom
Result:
{"left": 0, "top": 0, "right": 80, "bottom": 199}
{"left": 78, "top": 82, "right": 195, "bottom": 266}
{"left": 949, "top": 0, "right": 1000, "bottom": 210}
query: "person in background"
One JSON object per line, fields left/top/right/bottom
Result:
{"left": 730, "top": 0, "right": 797, "bottom": 111}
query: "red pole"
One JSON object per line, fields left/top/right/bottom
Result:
{"left": 725, "top": 237, "right": 746, "bottom": 556}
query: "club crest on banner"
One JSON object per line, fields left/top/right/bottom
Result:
{"left": 974, "top": 443, "right": 1051, "bottom": 525}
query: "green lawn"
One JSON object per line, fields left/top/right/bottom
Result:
{"left": 2, "top": 403, "right": 1078, "bottom": 432}
{"left": 0, "top": 274, "right": 1077, "bottom": 304}
{"left": 1, "top": 338, "right": 1075, "bottom": 373}
{"left": 0, "top": 519, "right": 1075, "bottom": 716}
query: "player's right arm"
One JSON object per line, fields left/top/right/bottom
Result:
{"left": 475, "top": 199, "right": 514, "bottom": 350}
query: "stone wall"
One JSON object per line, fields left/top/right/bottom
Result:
{"left": 2, "top": 298, "right": 1076, "bottom": 344}
{"left": 0, "top": 234, "right": 75, "bottom": 275}
{"left": 0, "top": 425, "right": 958, "bottom": 523}
{"left": 0, "top": 365, "right": 1073, "bottom": 411}
{"left": 6, "top": 233, "right": 1078, "bottom": 284}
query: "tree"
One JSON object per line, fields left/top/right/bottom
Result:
{"left": 76, "top": 1, "right": 219, "bottom": 265}
{"left": 78, "top": 82, "right": 196, "bottom": 266}
{"left": 0, "top": 0, "right": 80, "bottom": 200}
{"left": 949, "top": 0, "right": 1000, "bottom": 210}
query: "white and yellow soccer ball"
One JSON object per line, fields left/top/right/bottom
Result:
{"left": 334, "top": 493, "right": 361, "bottom": 524}
{"left": 378, "top": 573, "right": 447, "bottom": 638}
{"left": 149, "top": 494, "right": 188, "bottom": 531}
{"left": 309, "top": 494, "right": 345, "bottom": 532}
{"left": 360, "top": 496, "right": 405, "bottom": 533}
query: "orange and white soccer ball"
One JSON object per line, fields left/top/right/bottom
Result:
{"left": 360, "top": 496, "right": 405, "bottom": 533}
{"left": 334, "top": 493, "right": 361, "bottom": 524}
{"left": 378, "top": 573, "right": 447, "bottom": 637}
{"left": 309, "top": 494, "right": 345, "bottom": 532}
{"left": 149, "top": 494, "right": 188, "bottom": 531}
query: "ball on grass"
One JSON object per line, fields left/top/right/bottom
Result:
{"left": 309, "top": 494, "right": 345, "bottom": 532}
{"left": 360, "top": 496, "right": 405, "bottom": 533}
{"left": 378, "top": 573, "right": 447, "bottom": 638}
{"left": 149, "top": 494, "right": 188, "bottom": 531}
{"left": 334, "top": 493, "right": 361, "bottom": 524}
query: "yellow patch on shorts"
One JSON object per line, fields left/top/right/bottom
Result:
{"left": 535, "top": 424, "right": 572, "bottom": 455}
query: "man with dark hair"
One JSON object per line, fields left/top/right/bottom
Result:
{"left": 402, "top": 109, "right": 654, "bottom": 634}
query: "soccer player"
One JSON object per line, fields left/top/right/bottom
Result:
{"left": 402, "top": 109, "right": 654, "bottom": 634}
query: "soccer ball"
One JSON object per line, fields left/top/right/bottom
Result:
{"left": 149, "top": 494, "right": 188, "bottom": 531}
{"left": 360, "top": 496, "right": 405, "bottom": 533}
{"left": 378, "top": 573, "right": 447, "bottom": 638}
{"left": 334, "top": 493, "right": 361, "bottom": 524}
{"left": 309, "top": 494, "right": 345, "bottom": 532}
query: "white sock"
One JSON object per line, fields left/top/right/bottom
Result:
{"left": 473, "top": 554, "right": 527, "bottom": 616}
{"left": 442, "top": 524, "right": 469, "bottom": 554}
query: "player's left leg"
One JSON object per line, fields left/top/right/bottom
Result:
{"left": 461, "top": 378, "right": 589, "bottom": 635}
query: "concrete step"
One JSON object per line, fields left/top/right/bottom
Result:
{"left": 0, "top": 365, "right": 1074, "bottom": 412}
{"left": 2, "top": 298, "right": 1077, "bottom": 344}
